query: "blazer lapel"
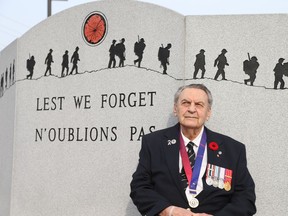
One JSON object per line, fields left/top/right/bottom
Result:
{"left": 162, "top": 124, "right": 187, "bottom": 200}
{"left": 202, "top": 128, "right": 225, "bottom": 196}
{"left": 206, "top": 128, "right": 224, "bottom": 164}
{"left": 196, "top": 127, "right": 225, "bottom": 201}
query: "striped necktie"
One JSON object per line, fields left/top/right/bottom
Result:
{"left": 180, "top": 141, "right": 196, "bottom": 190}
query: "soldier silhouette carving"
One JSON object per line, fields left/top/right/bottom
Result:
{"left": 70, "top": 47, "right": 80, "bottom": 75}
{"left": 193, "top": 49, "right": 206, "bottom": 79}
{"left": 108, "top": 40, "right": 117, "bottom": 68}
{"left": 158, "top": 43, "right": 172, "bottom": 74}
{"left": 61, "top": 50, "right": 69, "bottom": 77}
{"left": 243, "top": 54, "right": 259, "bottom": 86}
{"left": 115, "top": 38, "right": 126, "bottom": 67}
{"left": 134, "top": 37, "right": 146, "bottom": 68}
{"left": 26, "top": 55, "right": 36, "bottom": 79}
{"left": 214, "top": 49, "right": 229, "bottom": 80}
{"left": 273, "top": 58, "right": 286, "bottom": 89}
{"left": 44, "top": 49, "right": 54, "bottom": 76}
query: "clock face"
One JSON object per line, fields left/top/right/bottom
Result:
{"left": 82, "top": 11, "right": 108, "bottom": 46}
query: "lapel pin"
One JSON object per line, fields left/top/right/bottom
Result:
{"left": 208, "top": 142, "right": 219, "bottom": 151}
{"left": 217, "top": 151, "right": 222, "bottom": 157}
{"left": 168, "top": 139, "right": 176, "bottom": 145}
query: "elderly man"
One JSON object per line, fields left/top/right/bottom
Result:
{"left": 130, "top": 83, "right": 256, "bottom": 216}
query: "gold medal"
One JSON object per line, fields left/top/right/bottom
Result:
{"left": 224, "top": 168, "right": 232, "bottom": 191}
{"left": 224, "top": 181, "right": 231, "bottom": 191}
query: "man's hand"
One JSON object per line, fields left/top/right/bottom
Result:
{"left": 193, "top": 213, "right": 213, "bottom": 216}
{"left": 159, "top": 206, "right": 192, "bottom": 216}
{"left": 159, "top": 206, "right": 212, "bottom": 216}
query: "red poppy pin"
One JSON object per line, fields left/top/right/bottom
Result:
{"left": 208, "top": 142, "right": 219, "bottom": 151}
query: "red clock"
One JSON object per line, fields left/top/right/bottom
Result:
{"left": 82, "top": 11, "right": 108, "bottom": 46}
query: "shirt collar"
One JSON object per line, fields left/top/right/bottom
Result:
{"left": 181, "top": 126, "right": 204, "bottom": 148}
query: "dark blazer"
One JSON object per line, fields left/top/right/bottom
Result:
{"left": 130, "top": 123, "right": 256, "bottom": 216}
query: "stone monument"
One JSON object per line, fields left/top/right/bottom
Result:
{"left": 1, "top": 0, "right": 288, "bottom": 215}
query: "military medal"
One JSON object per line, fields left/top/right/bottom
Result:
{"left": 206, "top": 164, "right": 213, "bottom": 185}
{"left": 218, "top": 178, "right": 224, "bottom": 189}
{"left": 188, "top": 196, "right": 199, "bottom": 208}
{"left": 224, "top": 181, "right": 231, "bottom": 191}
{"left": 206, "top": 176, "right": 213, "bottom": 185}
{"left": 218, "top": 167, "right": 225, "bottom": 189}
{"left": 212, "top": 166, "right": 219, "bottom": 187}
{"left": 206, "top": 164, "right": 232, "bottom": 191}
{"left": 224, "top": 168, "right": 233, "bottom": 191}
{"left": 212, "top": 177, "right": 219, "bottom": 187}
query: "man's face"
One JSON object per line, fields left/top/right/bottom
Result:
{"left": 174, "top": 88, "right": 211, "bottom": 131}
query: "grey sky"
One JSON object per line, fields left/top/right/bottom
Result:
{"left": 1, "top": 0, "right": 288, "bottom": 51}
